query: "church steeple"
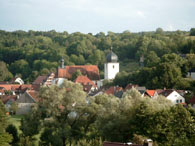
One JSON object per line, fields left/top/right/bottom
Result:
{"left": 104, "top": 47, "right": 119, "bottom": 80}
{"left": 106, "top": 47, "right": 118, "bottom": 63}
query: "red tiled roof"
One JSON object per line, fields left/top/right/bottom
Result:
{"left": 57, "top": 65, "right": 100, "bottom": 80}
{"left": 0, "top": 95, "right": 17, "bottom": 104}
{"left": 0, "top": 84, "right": 20, "bottom": 91}
{"left": 33, "top": 76, "right": 47, "bottom": 85}
{"left": 105, "top": 86, "right": 123, "bottom": 95}
{"left": 74, "top": 76, "right": 97, "bottom": 93}
{"left": 27, "top": 90, "right": 39, "bottom": 102}
{"left": 0, "top": 84, "right": 33, "bottom": 93}
{"left": 159, "top": 89, "right": 174, "bottom": 97}
{"left": 145, "top": 90, "right": 156, "bottom": 97}
{"left": 189, "top": 97, "right": 195, "bottom": 104}
{"left": 155, "top": 89, "right": 164, "bottom": 94}
{"left": 74, "top": 76, "right": 97, "bottom": 87}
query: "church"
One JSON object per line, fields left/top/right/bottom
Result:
{"left": 54, "top": 48, "right": 119, "bottom": 89}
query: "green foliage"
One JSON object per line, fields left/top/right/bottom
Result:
{"left": 0, "top": 29, "right": 195, "bottom": 82}
{"left": 113, "top": 71, "right": 129, "bottom": 87}
{"left": 18, "top": 136, "right": 34, "bottom": 146}
{"left": 10, "top": 102, "right": 18, "bottom": 115}
{"left": 190, "top": 28, "right": 195, "bottom": 36}
{"left": 0, "top": 100, "right": 13, "bottom": 145}
{"left": 0, "top": 61, "right": 13, "bottom": 81}
{"left": 35, "top": 80, "right": 91, "bottom": 145}
{"left": 132, "top": 134, "right": 145, "bottom": 145}
{"left": 77, "top": 138, "right": 103, "bottom": 146}
{"left": 6, "top": 124, "right": 19, "bottom": 145}
{"left": 71, "top": 69, "right": 83, "bottom": 81}
{"left": 9, "top": 59, "right": 30, "bottom": 79}
{"left": 20, "top": 114, "right": 41, "bottom": 137}
{"left": 40, "top": 128, "right": 63, "bottom": 146}
{"left": 19, "top": 85, "right": 195, "bottom": 145}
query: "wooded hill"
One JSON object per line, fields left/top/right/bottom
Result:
{"left": 0, "top": 29, "right": 195, "bottom": 89}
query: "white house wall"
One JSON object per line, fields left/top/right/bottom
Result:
{"left": 166, "top": 91, "right": 185, "bottom": 104}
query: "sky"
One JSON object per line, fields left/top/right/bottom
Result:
{"left": 0, "top": 0, "right": 195, "bottom": 34}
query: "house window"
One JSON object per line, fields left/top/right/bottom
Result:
{"left": 113, "top": 65, "right": 115, "bottom": 69}
{"left": 176, "top": 100, "right": 179, "bottom": 103}
{"left": 180, "top": 99, "right": 182, "bottom": 103}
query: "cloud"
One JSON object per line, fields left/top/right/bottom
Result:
{"left": 136, "top": 11, "right": 146, "bottom": 18}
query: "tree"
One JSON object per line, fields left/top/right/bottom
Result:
{"left": 145, "top": 51, "right": 160, "bottom": 67}
{"left": 156, "top": 63, "right": 182, "bottom": 88}
{"left": 18, "top": 136, "right": 34, "bottom": 146}
{"left": 34, "top": 80, "right": 94, "bottom": 145}
{"left": 113, "top": 71, "right": 129, "bottom": 87}
{"left": 132, "top": 134, "right": 145, "bottom": 145}
{"left": 9, "top": 59, "right": 30, "bottom": 79}
{"left": 156, "top": 28, "right": 164, "bottom": 34}
{"left": 0, "top": 61, "right": 13, "bottom": 81}
{"left": 190, "top": 28, "right": 195, "bottom": 36}
{"left": 0, "top": 100, "right": 13, "bottom": 145}
{"left": 10, "top": 102, "right": 18, "bottom": 115}
{"left": 20, "top": 113, "right": 41, "bottom": 138}
{"left": 6, "top": 124, "right": 19, "bottom": 145}
{"left": 72, "top": 70, "right": 82, "bottom": 81}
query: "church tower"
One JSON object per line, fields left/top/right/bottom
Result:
{"left": 104, "top": 47, "right": 119, "bottom": 80}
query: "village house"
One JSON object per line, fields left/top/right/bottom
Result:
{"left": 16, "top": 89, "right": 39, "bottom": 115}
{"left": 144, "top": 90, "right": 158, "bottom": 99}
{"left": 159, "top": 89, "right": 185, "bottom": 104}
{"left": 0, "top": 95, "right": 17, "bottom": 111}
{"left": 105, "top": 86, "right": 123, "bottom": 98}
{"left": 74, "top": 75, "right": 98, "bottom": 93}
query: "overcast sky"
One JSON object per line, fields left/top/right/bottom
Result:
{"left": 0, "top": 0, "right": 195, "bottom": 34}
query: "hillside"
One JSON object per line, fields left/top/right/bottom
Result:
{"left": 0, "top": 29, "right": 195, "bottom": 82}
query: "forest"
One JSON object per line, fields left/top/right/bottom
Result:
{"left": 0, "top": 28, "right": 195, "bottom": 90}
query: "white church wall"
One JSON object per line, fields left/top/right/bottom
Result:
{"left": 104, "top": 62, "right": 119, "bottom": 80}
